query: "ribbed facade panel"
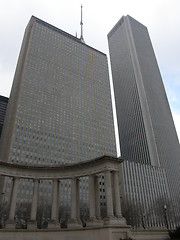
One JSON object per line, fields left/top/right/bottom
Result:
{"left": 121, "top": 161, "right": 170, "bottom": 227}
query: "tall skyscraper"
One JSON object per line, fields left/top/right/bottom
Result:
{"left": 0, "top": 16, "right": 116, "bottom": 222}
{"left": 0, "top": 16, "right": 116, "bottom": 165}
{"left": 108, "top": 15, "right": 180, "bottom": 226}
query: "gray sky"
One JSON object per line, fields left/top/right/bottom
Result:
{"left": 0, "top": 0, "right": 180, "bottom": 141}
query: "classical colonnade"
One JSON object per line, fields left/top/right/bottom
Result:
{"left": 0, "top": 156, "right": 126, "bottom": 229}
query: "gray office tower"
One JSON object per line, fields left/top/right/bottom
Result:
{"left": 108, "top": 15, "right": 180, "bottom": 227}
{"left": 0, "top": 16, "right": 116, "bottom": 222}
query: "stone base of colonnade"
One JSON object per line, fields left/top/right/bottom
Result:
{"left": 86, "top": 217, "right": 104, "bottom": 227}
{"left": 5, "top": 219, "right": 16, "bottom": 229}
{"left": 48, "top": 220, "right": 60, "bottom": 229}
{"left": 67, "top": 218, "right": 82, "bottom": 228}
{"left": 104, "top": 215, "right": 127, "bottom": 226}
{"left": 0, "top": 226, "right": 170, "bottom": 240}
{"left": 0, "top": 225, "right": 131, "bottom": 240}
{"left": 27, "top": 220, "right": 38, "bottom": 229}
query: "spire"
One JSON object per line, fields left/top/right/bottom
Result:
{"left": 80, "top": 4, "right": 85, "bottom": 43}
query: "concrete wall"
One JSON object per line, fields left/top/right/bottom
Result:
{"left": 0, "top": 226, "right": 169, "bottom": 240}
{"left": 0, "top": 226, "right": 130, "bottom": 240}
{"left": 132, "top": 229, "right": 169, "bottom": 240}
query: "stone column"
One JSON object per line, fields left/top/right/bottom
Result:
{"left": 94, "top": 175, "right": 101, "bottom": 220}
{"left": 113, "top": 171, "right": 122, "bottom": 218}
{"left": 76, "top": 178, "right": 80, "bottom": 221}
{"left": 104, "top": 170, "right": 114, "bottom": 218}
{"left": 104, "top": 170, "right": 126, "bottom": 226}
{"left": 28, "top": 179, "right": 39, "bottom": 229}
{"left": 71, "top": 177, "right": 77, "bottom": 221}
{"left": 48, "top": 179, "right": 60, "bottom": 228}
{"left": 68, "top": 177, "right": 81, "bottom": 228}
{"left": 6, "top": 177, "right": 19, "bottom": 229}
{"left": 89, "top": 174, "right": 96, "bottom": 221}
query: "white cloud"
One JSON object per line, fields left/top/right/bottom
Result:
{"left": 0, "top": 0, "right": 179, "bottom": 139}
{"left": 172, "top": 112, "right": 180, "bottom": 143}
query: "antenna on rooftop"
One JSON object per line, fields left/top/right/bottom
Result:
{"left": 80, "top": 4, "right": 85, "bottom": 43}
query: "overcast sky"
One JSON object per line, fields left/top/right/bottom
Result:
{"left": 0, "top": 0, "right": 180, "bottom": 142}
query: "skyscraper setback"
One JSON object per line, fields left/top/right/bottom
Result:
{"left": 108, "top": 15, "right": 180, "bottom": 225}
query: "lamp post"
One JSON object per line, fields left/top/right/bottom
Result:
{"left": 164, "top": 204, "right": 169, "bottom": 230}
{"left": 141, "top": 212, "right": 146, "bottom": 229}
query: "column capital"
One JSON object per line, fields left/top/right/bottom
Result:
{"left": 104, "top": 169, "right": 113, "bottom": 174}
{"left": 71, "top": 176, "right": 80, "bottom": 181}
{"left": 52, "top": 178, "right": 60, "bottom": 182}
{"left": 95, "top": 174, "right": 100, "bottom": 178}
{"left": 12, "top": 176, "right": 19, "bottom": 181}
{"left": 33, "top": 178, "right": 40, "bottom": 183}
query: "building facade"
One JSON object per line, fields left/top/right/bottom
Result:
{"left": 108, "top": 15, "right": 180, "bottom": 226}
{"left": 0, "top": 96, "right": 8, "bottom": 138}
{"left": 0, "top": 96, "right": 8, "bottom": 198}
{"left": 0, "top": 16, "right": 116, "bottom": 223}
